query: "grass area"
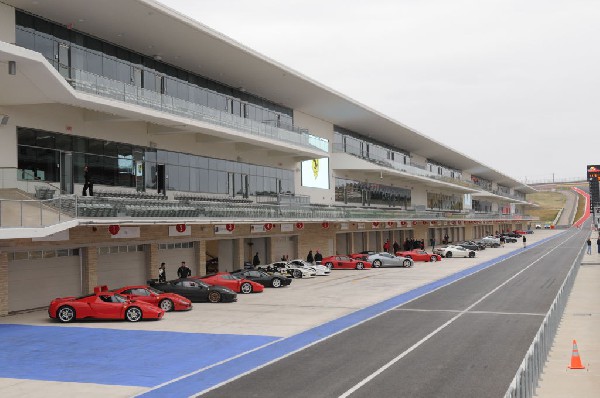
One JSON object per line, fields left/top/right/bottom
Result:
{"left": 526, "top": 191, "right": 566, "bottom": 223}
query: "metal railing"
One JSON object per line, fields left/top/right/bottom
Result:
{"left": 69, "top": 68, "right": 328, "bottom": 153}
{"left": 0, "top": 195, "right": 77, "bottom": 228}
{"left": 503, "top": 246, "right": 581, "bottom": 398}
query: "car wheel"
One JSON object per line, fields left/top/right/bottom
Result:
{"left": 240, "top": 282, "right": 253, "bottom": 294}
{"left": 293, "top": 269, "right": 303, "bottom": 279}
{"left": 405, "top": 255, "right": 412, "bottom": 260}
{"left": 57, "top": 305, "right": 76, "bottom": 323}
{"left": 125, "top": 307, "right": 142, "bottom": 322}
{"left": 446, "top": 252, "right": 453, "bottom": 258}
{"left": 372, "top": 260, "right": 382, "bottom": 268}
{"left": 430, "top": 256, "right": 437, "bottom": 262}
{"left": 325, "top": 262, "right": 333, "bottom": 270}
{"left": 159, "top": 299, "right": 174, "bottom": 312}
{"left": 356, "top": 262, "right": 365, "bottom": 270}
{"left": 208, "top": 291, "right": 221, "bottom": 303}
{"left": 271, "top": 278, "right": 282, "bottom": 288}
{"left": 469, "top": 252, "right": 476, "bottom": 258}
{"left": 403, "top": 259, "right": 413, "bottom": 268}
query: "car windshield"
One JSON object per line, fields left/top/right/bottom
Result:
{"left": 148, "top": 287, "right": 164, "bottom": 295}
{"left": 113, "top": 294, "right": 127, "bottom": 303}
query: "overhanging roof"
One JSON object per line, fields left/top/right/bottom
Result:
{"left": 3, "top": 0, "right": 535, "bottom": 193}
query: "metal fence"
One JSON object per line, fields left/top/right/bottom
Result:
{"left": 503, "top": 248, "right": 582, "bottom": 398}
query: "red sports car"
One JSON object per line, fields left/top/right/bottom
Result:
{"left": 48, "top": 286, "right": 164, "bottom": 323}
{"left": 112, "top": 285, "right": 192, "bottom": 312}
{"left": 395, "top": 249, "right": 442, "bottom": 263}
{"left": 322, "top": 255, "right": 372, "bottom": 270}
{"left": 194, "top": 272, "right": 264, "bottom": 294}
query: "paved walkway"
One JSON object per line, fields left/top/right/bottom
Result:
{"left": 535, "top": 232, "right": 600, "bottom": 397}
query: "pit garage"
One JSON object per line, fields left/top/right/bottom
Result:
{"left": 97, "top": 244, "right": 146, "bottom": 287}
{"left": 157, "top": 241, "right": 196, "bottom": 279}
{"left": 8, "top": 248, "right": 81, "bottom": 312}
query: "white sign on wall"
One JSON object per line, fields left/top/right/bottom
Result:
{"left": 111, "top": 227, "right": 140, "bottom": 239}
{"left": 280, "top": 223, "right": 294, "bottom": 232}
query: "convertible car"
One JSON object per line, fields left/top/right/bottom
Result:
{"left": 454, "top": 241, "right": 486, "bottom": 251}
{"left": 149, "top": 278, "right": 237, "bottom": 302}
{"left": 434, "top": 245, "right": 476, "bottom": 258}
{"left": 196, "top": 272, "right": 264, "bottom": 294}
{"left": 49, "top": 286, "right": 164, "bottom": 323}
{"left": 367, "top": 252, "right": 414, "bottom": 268}
{"left": 231, "top": 269, "right": 292, "bottom": 288}
{"left": 321, "top": 255, "right": 372, "bottom": 270}
{"left": 112, "top": 285, "right": 192, "bottom": 311}
{"left": 395, "top": 249, "right": 442, "bottom": 263}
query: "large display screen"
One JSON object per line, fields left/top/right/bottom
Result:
{"left": 301, "top": 158, "right": 330, "bottom": 189}
{"left": 588, "top": 165, "right": 600, "bottom": 210}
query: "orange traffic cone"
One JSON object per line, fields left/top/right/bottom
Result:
{"left": 568, "top": 340, "right": 585, "bottom": 369}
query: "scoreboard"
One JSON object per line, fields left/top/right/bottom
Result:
{"left": 588, "top": 165, "right": 600, "bottom": 211}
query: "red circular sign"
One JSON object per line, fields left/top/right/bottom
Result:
{"left": 264, "top": 223, "right": 273, "bottom": 231}
{"left": 176, "top": 224, "right": 186, "bottom": 233}
{"left": 322, "top": 222, "right": 330, "bottom": 229}
{"left": 108, "top": 225, "right": 120, "bottom": 235}
{"left": 387, "top": 221, "right": 395, "bottom": 227}
{"left": 296, "top": 222, "right": 304, "bottom": 230}
{"left": 226, "top": 224, "right": 235, "bottom": 232}
{"left": 401, "top": 221, "right": 407, "bottom": 226}
{"left": 412, "top": 221, "right": 418, "bottom": 226}
{"left": 372, "top": 222, "right": 380, "bottom": 228}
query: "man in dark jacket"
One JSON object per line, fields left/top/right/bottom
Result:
{"left": 252, "top": 252, "right": 261, "bottom": 267}
{"left": 177, "top": 261, "right": 191, "bottom": 278}
{"left": 306, "top": 250, "right": 314, "bottom": 264}
{"left": 314, "top": 250, "right": 323, "bottom": 264}
{"left": 82, "top": 165, "right": 93, "bottom": 196}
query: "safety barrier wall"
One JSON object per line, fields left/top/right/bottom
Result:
{"left": 503, "top": 245, "right": 582, "bottom": 398}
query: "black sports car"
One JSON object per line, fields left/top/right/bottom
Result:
{"left": 500, "top": 235, "right": 518, "bottom": 243}
{"left": 148, "top": 278, "right": 237, "bottom": 303}
{"left": 231, "top": 269, "right": 292, "bottom": 288}
{"left": 455, "top": 241, "right": 485, "bottom": 251}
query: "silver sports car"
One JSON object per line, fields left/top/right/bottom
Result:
{"left": 367, "top": 252, "right": 414, "bottom": 268}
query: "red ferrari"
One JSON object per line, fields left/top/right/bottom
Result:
{"left": 322, "top": 255, "right": 372, "bottom": 270}
{"left": 395, "top": 249, "right": 442, "bottom": 263}
{"left": 48, "top": 286, "right": 164, "bottom": 323}
{"left": 194, "top": 272, "right": 264, "bottom": 294}
{"left": 112, "top": 285, "right": 192, "bottom": 312}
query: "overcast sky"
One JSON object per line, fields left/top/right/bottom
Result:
{"left": 158, "top": 0, "right": 599, "bottom": 183}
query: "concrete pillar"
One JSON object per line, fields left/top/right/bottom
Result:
{"left": 0, "top": 251, "right": 8, "bottom": 316}
{"left": 81, "top": 247, "right": 97, "bottom": 294}
{"left": 234, "top": 239, "right": 245, "bottom": 271}
{"left": 146, "top": 243, "right": 159, "bottom": 280}
{"left": 196, "top": 240, "right": 206, "bottom": 275}
{"left": 348, "top": 232, "right": 355, "bottom": 255}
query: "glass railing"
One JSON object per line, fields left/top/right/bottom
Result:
{"left": 67, "top": 67, "right": 328, "bottom": 153}
{"left": 0, "top": 195, "right": 77, "bottom": 228}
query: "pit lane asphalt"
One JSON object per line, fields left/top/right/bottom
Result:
{"left": 197, "top": 228, "right": 585, "bottom": 398}
{"left": 0, "top": 229, "right": 578, "bottom": 398}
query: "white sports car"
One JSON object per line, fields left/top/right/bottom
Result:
{"left": 257, "top": 261, "right": 317, "bottom": 278}
{"left": 433, "top": 245, "right": 476, "bottom": 258}
{"left": 288, "top": 259, "right": 331, "bottom": 276}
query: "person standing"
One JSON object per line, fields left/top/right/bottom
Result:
{"left": 177, "top": 261, "right": 191, "bottom": 278}
{"left": 158, "top": 262, "right": 167, "bottom": 283}
{"left": 499, "top": 235, "right": 505, "bottom": 247}
{"left": 383, "top": 239, "right": 390, "bottom": 253}
{"left": 393, "top": 241, "right": 400, "bottom": 254}
{"left": 597, "top": 236, "right": 600, "bottom": 254}
{"left": 587, "top": 238, "right": 592, "bottom": 255}
{"left": 82, "top": 165, "right": 93, "bottom": 196}
{"left": 522, "top": 235, "right": 527, "bottom": 248}
{"left": 252, "top": 252, "right": 261, "bottom": 267}
{"left": 430, "top": 237, "right": 435, "bottom": 251}
{"left": 314, "top": 250, "right": 323, "bottom": 265}
{"left": 306, "top": 250, "right": 314, "bottom": 264}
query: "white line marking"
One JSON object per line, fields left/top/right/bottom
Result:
{"left": 338, "top": 231, "right": 579, "bottom": 398}
{"left": 395, "top": 308, "right": 545, "bottom": 316}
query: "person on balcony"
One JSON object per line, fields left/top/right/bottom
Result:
{"left": 82, "top": 165, "right": 93, "bottom": 196}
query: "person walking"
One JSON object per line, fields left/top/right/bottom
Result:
{"left": 586, "top": 238, "right": 592, "bottom": 255}
{"left": 314, "top": 250, "right": 323, "bottom": 265}
{"left": 430, "top": 237, "right": 435, "bottom": 251}
{"left": 306, "top": 250, "right": 314, "bottom": 264}
{"left": 158, "top": 262, "right": 167, "bottom": 283}
{"left": 177, "top": 261, "right": 191, "bottom": 278}
{"left": 252, "top": 252, "right": 261, "bottom": 267}
{"left": 82, "top": 165, "right": 93, "bottom": 196}
{"left": 499, "top": 235, "right": 505, "bottom": 247}
{"left": 522, "top": 235, "right": 527, "bottom": 248}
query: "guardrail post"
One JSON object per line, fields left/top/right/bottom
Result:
{"left": 40, "top": 200, "right": 43, "bottom": 226}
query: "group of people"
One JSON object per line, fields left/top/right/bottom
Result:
{"left": 586, "top": 236, "right": 600, "bottom": 255}
{"left": 157, "top": 261, "right": 191, "bottom": 282}
{"left": 306, "top": 249, "right": 323, "bottom": 264}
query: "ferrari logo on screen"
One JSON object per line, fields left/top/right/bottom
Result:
{"left": 312, "top": 159, "right": 319, "bottom": 179}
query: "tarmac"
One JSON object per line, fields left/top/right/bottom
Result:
{"left": 535, "top": 231, "right": 600, "bottom": 397}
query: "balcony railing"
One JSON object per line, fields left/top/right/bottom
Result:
{"left": 67, "top": 68, "right": 328, "bottom": 153}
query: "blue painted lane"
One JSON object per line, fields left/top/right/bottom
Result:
{"left": 0, "top": 325, "right": 278, "bottom": 387}
{"left": 139, "top": 233, "right": 564, "bottom": 397}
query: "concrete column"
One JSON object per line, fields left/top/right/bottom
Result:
{"left": 146, "top": 243, "right": 158, "bottom": 280}
{"left": 0, "top": 251, "right": 8, "bottom": 316}
{"left": 234, "top": 239, "right": 245, "bottom": 271}
{"left": 348, "top": 232, "right": 355, "bottom": 255}
{"left": 81, "top": 247, "right": 97, "bottom": 294}
{"left": 196, "top": 240, "right": 206, "bottom": 275}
